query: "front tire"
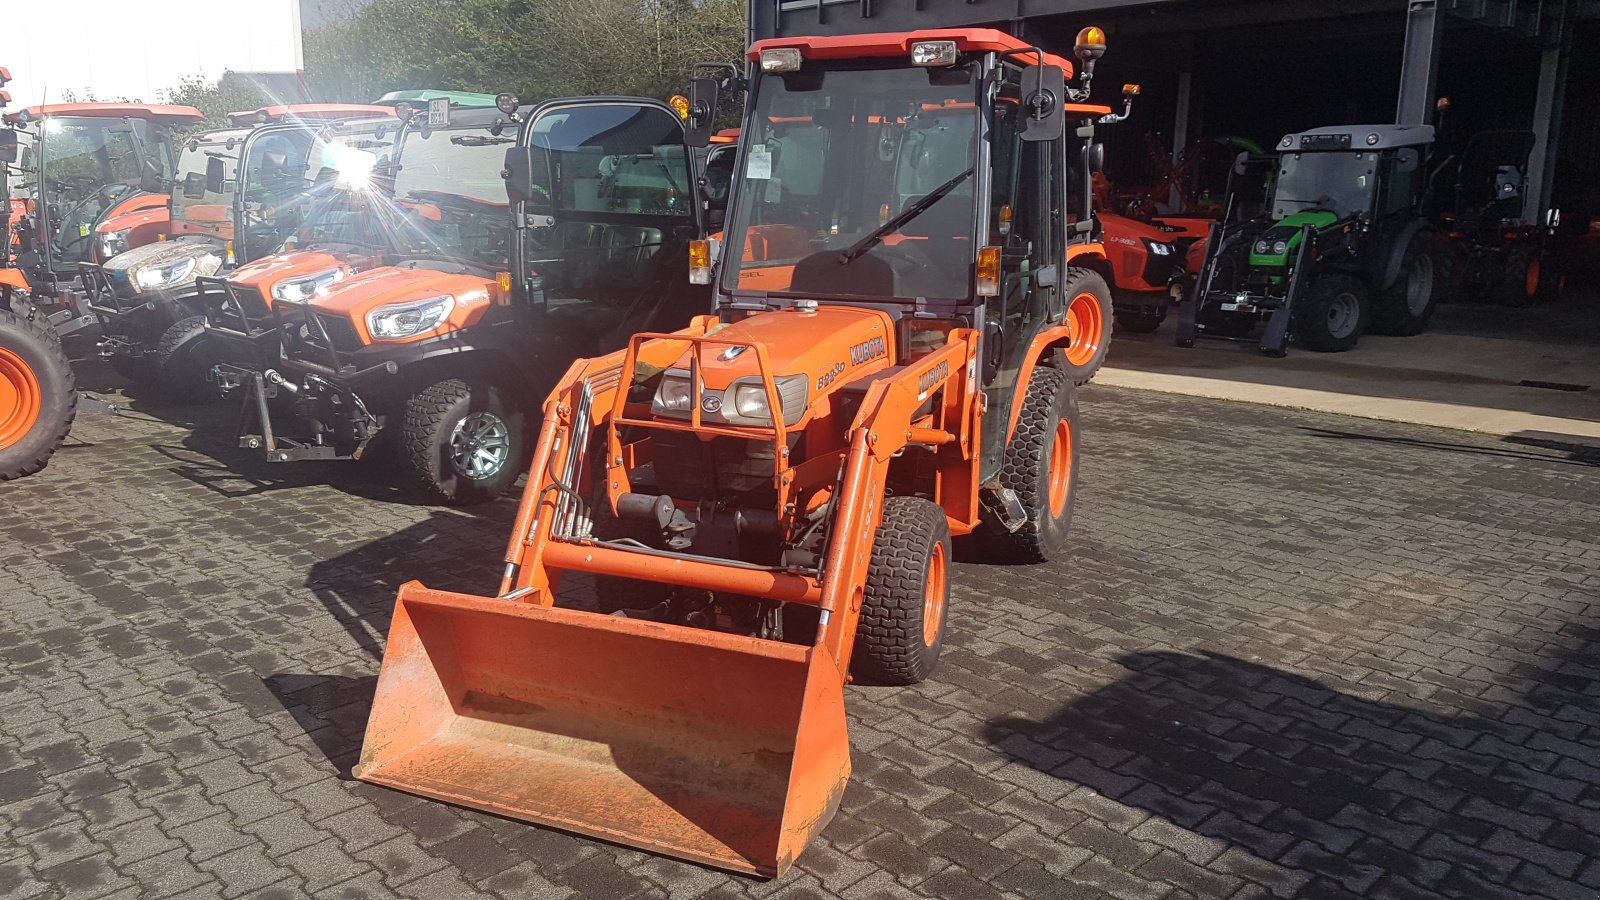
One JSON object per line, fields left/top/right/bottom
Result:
{"left": 1058, "top": 269, "right": 1114, "bottom": 384}
{"left": 156, "top": 316, "right": 222, "bottom": 401}
{"left": 979, "top": 367, "right": 1079, "bottom": 564}
{"left": 1370, "top": 239, "right": 1439, "bottom": 336}
{"left": 401, "top": 379, "right": 527, "bottom": 505}
{"left": 853, "top": 496, "right": 952, "bottom": 686}
{"left": 0, "top": 308, "right": 76, "bottom": 480}
{"left": 1294, "top": 274, "right": 1368, "bottom": 352}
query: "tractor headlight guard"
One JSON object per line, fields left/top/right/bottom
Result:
{"left": 367, "top": 294, "right": 455, "bottom": 341}
{"left": 133, "top": 256, "right": 199, "bottom": 291}
{"left": 273, "top": 268, "right": 345, "bottom": 304}
{"left": 97, "top": 228, "right": 131, "bottom": 261}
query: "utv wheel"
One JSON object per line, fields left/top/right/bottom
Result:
{"left": 156, "top": 316, "right": 223, "bottom": 401}
{"left": 1058, "top": 269, "right": 1114, "bottom": 384}
{"left": 1370, "top": 239, "right": 1439, "bottom": 336}
{"left": 1115, "top": 306, "right": 1166, "bottom": 334}
{"left": 0, "top": 308, "right": 77, "bottom": 480}
{"left": 401, "top": 378, "right": 527, "bottom": 505}
{"left": 1498, "top": 247, "right": 1541, "bottom": 307}
{"left": 979, "top": 367, "right": 1079, "bottom": 564}
{"left": 1294, "top": 274, "right": 1368, "bottom": 352}
{"left": 853, "top": 496, "right": 952, "bottom": 686}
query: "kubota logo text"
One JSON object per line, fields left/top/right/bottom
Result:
{"left": 850, "top": 337, "right": 887, "bottom": 366}
{"left": 918, "top": 361, "right": 950, "bottom": 398}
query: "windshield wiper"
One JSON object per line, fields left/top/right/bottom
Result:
{"left": 451, "top": 135, "right": 514, "bottom": 146}
{"left": 838, "top": 166, "right": 974, "bottom": 265}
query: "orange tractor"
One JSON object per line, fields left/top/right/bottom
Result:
{"left": 0, "top": 68, "right": 74, "bottom": 479}
{"left": 355, "top": 26, "right": 1122, "bottom": 877}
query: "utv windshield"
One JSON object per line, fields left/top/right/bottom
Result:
{"left": 720, "top": 62, "right": 981, "bottom": 301}
{"left": 238, "top": 120, "right": 398, "bottom": 259}
{"left": 171, "top": 129, "right": 247, "bottom": 238}
{"left": 1272, "top": 151, "right": 1378, "bottom": 219}
{"left": 388, "top": 123, "right": 514, "bottom": 269}
{"left": 42, "top": 117, "right": 175, "bottom": 265}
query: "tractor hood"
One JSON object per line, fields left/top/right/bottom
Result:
{"left": 1249, "top": 211, "right": 1341, "bottom": 267}
{"left": 305, "top": 265, "right": 495, "bottom": 345}
{"left": 101, "top": 238, "right": 225, "bottom": 295}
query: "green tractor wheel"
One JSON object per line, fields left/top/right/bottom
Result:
{"left": 1294, "top": 274, "right": 1368, "bottom": 352}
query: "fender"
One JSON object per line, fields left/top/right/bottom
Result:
{"left": 0, "top": 268, "right": 27, "bottom": 291}
{"left": 1378, "top": 219, "right": 1434, "bottom": 292}
{"left": 1005, "top": 323, "right": 1075, "bottom": 442}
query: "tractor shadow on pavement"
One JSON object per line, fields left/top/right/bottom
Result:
{"left": 262, "top": 673, "right": 378, "bottom": 779}
{"left": 983, "top": 644, "right": 1600, "bottom": 897}
{"left": 1301, "top": 425, "right": 1600, "bottom": 468}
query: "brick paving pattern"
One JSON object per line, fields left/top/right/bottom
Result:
{"left": 3, "top": 358, "right": 1599, "bottom": 899}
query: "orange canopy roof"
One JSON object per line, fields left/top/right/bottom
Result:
{"left": 4, "top": 103, "right": 205, "bottom": 126}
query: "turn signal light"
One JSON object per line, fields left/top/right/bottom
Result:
{"left": 998, "top": 205, "right": 1013, "bottom": 237}
{"left": 670, "top": 95, "right": 691, "bottom": 120}
{"left": 976, "top": 245, "right": 1000, "bottom": 297}
{"left": 689, "top": 239, "right": 712, "bottom": 284}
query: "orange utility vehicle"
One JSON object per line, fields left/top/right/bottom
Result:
{"left": 0, "top": 68, "right": 74, "bottom": 479}
{"left": 81, "top": 104, "right": 393, "bottom": 395}
{"left": 354, "top": 25, "right": 1121, "bottom": 878}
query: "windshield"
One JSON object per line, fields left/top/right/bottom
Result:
{"left": 1272, "top": 151, "right": 1378, "bottom": 219}
{"left": 236, "top": 120, "right": 398, "bottom": 261}
{"left": 42, "top": 117, "right": 174, "bottom": 266}
{"left": 720, "top": 63, "right": 980, "bottom": 301}
{"left": 388, "top": 124, "right": 514, "bottom": 268}
{"left": 172, "top": 130, "right": 247, "bottom": 238}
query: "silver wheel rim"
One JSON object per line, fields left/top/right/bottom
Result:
{"left": 1406, "top": 255, "right": 1434, "bottom": 315}
{"left": 1328, "top": 291, "right": 1360, "bottom": 339}
{"left": 448, "top": 412, "right": 511, "bottom": 480}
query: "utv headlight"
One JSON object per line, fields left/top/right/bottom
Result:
{"left": 134, "top": 256, "right": 198, "bottom": 291}
{"left": 272, "top": 268, "right": 345, "bottom": 304}
{"left": 1145, "top": 239, "right": 1175, "bottom": 256}
{"left": 367, "top": 294, "right": 455, "bottom": 340}
{"left": 98, "top": 228, "right": 131, "bottom": 261}
{"left": 1272, "top": 240, "right": 1289, "bottom": 255}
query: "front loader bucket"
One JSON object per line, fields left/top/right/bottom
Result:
{"left": 354, "top": 583, "right": 850, "bottom": 878}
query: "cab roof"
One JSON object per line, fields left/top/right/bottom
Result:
{"left": 226, "top": 104, "right": 396, "bottom": 126}
{"left": 749, "top": 28, "right": 1075, "bottom": 76}
{"left": 1279, "top": 124, "right": 1435, "bottom": 153}
{"left": 3, "top": 103, "right": 205, "bottom": 125}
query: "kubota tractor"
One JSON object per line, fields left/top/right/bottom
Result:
{"left": 2, "top": 101, "right": 204, "bottom": 337}
{"left": 79, "top": 104, "right": 394, "bottom": 397}
{"left": 220, "top": 95, "right": 716, "bottom": 504}
{"left": 354, "top": 26, "right": 1117, "bottom": 878}
{"left": 0, "top": 69, "right": 74, "bottom": 479}
{"left": 1178, "top": 124, "right": 1443, "bottom": 356}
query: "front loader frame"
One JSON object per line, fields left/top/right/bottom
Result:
{"left": 1179, "top": 222, "right": 1316, "bottom": 356}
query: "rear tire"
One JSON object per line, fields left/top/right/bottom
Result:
{"left": 1294, "top": 274, "right": 1368, "bottom": 352}
{"left": 1370, "top": 238, "right": 1439, "bottom": 336}
{"left": 1498, "top": 246, "right": 1541, "bottom": 307}
{"left": 1058, "top": 269, "right": 1113, "bottom": 384}
{"left": 979, "top": 367, "right": 1079, "bottom": 564}
{"left": 0, "top": 308, "right": 76, "bottom": 480}
{"left": 401, "top": 379, "right": 527, "bottom": 505}
{"left": 853, "top": 496, "right": 952, "bottom": 686}
{"left": 156, "top": 316, "right": 222, "bottom": 401}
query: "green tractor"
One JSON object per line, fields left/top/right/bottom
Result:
{"left": 1177, "top": 124, "right": 1441, "bottom": 356}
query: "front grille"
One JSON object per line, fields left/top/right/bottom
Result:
{"left": 315, "top": 314, "right": 363, "bottom": 353}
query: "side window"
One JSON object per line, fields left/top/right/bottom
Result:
{"left": 531, "top": 105, "right": 691, "bottom": 217}
{"left": 1384, "top": 148, "right": 1419, "bottom": 215}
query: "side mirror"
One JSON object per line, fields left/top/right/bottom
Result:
{"left": 205, "top": 156, "right": 226, "bottom": 194}
{"left": 502, "top": 146, "right": 537, "bottom": 204}
{"left": 1546, "top": 208, "right": 1562, "bottom": 229}
{"left": 1020, "top": 64, "right": 1066, "bottom": 142}
{"left": 684, "top": 77, "right": 719, "bottom": 148}
{"left": 1088, "top": 142, "right": 1106, "bottom": 174}
{"left": 0, "top": 129, "right": 16, "bottom": 164}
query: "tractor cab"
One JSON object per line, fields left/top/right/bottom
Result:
{"left": 1, "top": 103, "right": 204, "bottom": 292}
{"left": 1180, "top": 124, "right": 1439, "bottom": 355}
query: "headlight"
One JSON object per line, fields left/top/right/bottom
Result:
{"left": 1254, "top": 240, "right": 1270, "bottom": 254}
{"left": 1146, "top": 240, "right": 1175, "bottom": 256}
{"left": 367, "top": 294, "right": 455, "bottom": 340}
{"left": 272, "top": 268, "right": 345, "bottom": 304}
{"left": 98, "top": 228, "right": 130, "bottom": 260}
{"left": 134, "top": 256, "right": 197, "bottom": 291}
{"left": 652, "top": 369, "right": 809, "bottom": 426}
{"left": 1272, "top": 240, "right": 1289, "bottom": 255}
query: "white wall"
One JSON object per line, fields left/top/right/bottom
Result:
{"left": 4, "top": 1, "right": 304, "bottom": 108}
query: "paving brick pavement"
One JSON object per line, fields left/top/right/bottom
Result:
{"left": 2, "top": 355, "right": 1599, "bottom": 899}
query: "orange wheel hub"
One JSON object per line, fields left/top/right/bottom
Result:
{"left": 0, "top": 347, "right": 43, "bottom": 451}
{"left": 1066, "top": 291, "right": 1103, "bottom": 367}
{"left": 1048, "top": 419, "right": 1072, "bottom": 518}
{"left": 1526, "top": 257, "right": 1541, "bottom": 297}
{"left": 921, "top": 540, "right": 947, "bottom": 647}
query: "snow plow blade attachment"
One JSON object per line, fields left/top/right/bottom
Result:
{"left": 354, "top": 583, "right": 850, "bottom": 879}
